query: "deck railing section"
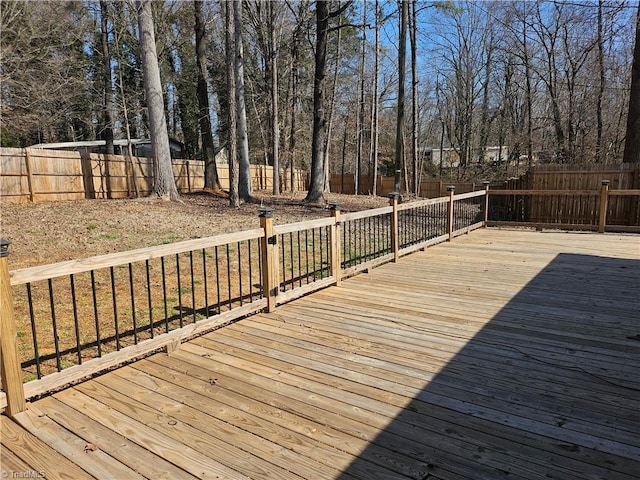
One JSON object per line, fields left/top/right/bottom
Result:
{"left": 486, "top": 181, "right": 640, "bottom": 233}
{"left": 340, "top": 206, "right": 394, "bottom": 276}
{"left": 273, "top": 217, "right": 335, "bottom": 304}
{"left": 1, "top": 189, "right": 487, "bottom": 415}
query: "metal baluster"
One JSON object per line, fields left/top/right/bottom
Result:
{"left": 26, "top": 283, "right": 41, "bottom": 378}
{"left": 110, "top": 267, "right": 120, "bottom": 350}
{"left": 48, "top": 279, "right": 61, "bottom": 371}
{"left": 69, "top": 274, "right": 82, "bottom": 364}
{"left": 129, "top": 263, "right": 137, "bottom": 344}
{"left": 145, "top": 260, "right": 153, "bottom": 338}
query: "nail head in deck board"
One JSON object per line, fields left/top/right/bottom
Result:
{"left": 0, "top": 415, "right": 94, "bottom": 480}
{"left": 36, "top": 395, "right": 198, "bottom": 480}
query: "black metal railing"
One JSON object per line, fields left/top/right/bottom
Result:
{"left": 2, "top": 189, "right": 493, "bottom": 413}
{"left": 276, "top": 223, "right": 332, "bottom": 293}
{"left": 341, "top": 208, "right": 393, "bottom": 270}
{"left": 398, "top": 200, "right": 448, "bottom": 250}
{"left": 10, "top": 232, "right": 264, "bottom": 381}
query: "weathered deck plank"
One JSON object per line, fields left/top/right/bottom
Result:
{"left": 2, "top": 229, "right": 639, "bottom": 480}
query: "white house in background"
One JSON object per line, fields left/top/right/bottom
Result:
{"left": 29, "top": 139, "right": 185, "bottom": 159}
{"left": 428, "top": 146, "right": 510, "bottom": 168}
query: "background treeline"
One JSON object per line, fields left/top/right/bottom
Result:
{"left": 0, "top": 0, "right": 637, "bottom": 188}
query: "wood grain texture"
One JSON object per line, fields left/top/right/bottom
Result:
{"left": 5, "top": 229, "right": 639, "bottom": 480}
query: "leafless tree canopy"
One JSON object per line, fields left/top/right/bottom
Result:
{"left": 1, "top": 0, "right": 636, "bottom": 191}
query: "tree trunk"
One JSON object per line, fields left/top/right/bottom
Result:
{"left": 623, "top": 3, "right": 640, "bottom": 164}
{"left": 269, "top": 2, "right": 280, "bottom": 195}
{"left": 306, "top": 0, "right": 351, "bottom": 203}
{"left": 235, "top": 0, "right": 251, "bottom": 202}
{"left": 288, "top": 15, "right": 303, "bottom": 193}
{"left": 194, "top": 1, "right": 221, "bottom": 191}
{"left": 323, "top": 10, "right": 342, "bottom": 194}
{"left": 355, "top": 0, "right": 367, "bottom": 195}
{"left": 523, "top": 13, "right": 533, "bottom": 168}
{"left": 306, "top": 1, "right": 330, "bottom": 203}
{"left": 394, "top": 0, "right": 408, "bottom": 194}
{"left": 409, "top": 0, "right": 418, "bottom": 195}
{"left": 225, "top": 0, "right": 239, "bottom": 206}
{"left": 370, "top": 0, "right": 380, "bottom": 196}
{"left": 137, "top": 0, "right": 179, "bottom": 200}
{"left": 100, "top": 1, "right": 115, "bottom": 155}
{"left": 595, "top": 0, "right": 605, "bottom": 163}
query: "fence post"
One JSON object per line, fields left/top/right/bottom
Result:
{"left": 447, "top": 186, "right": 455, "bottom": 241}
{"left": 598, "top": 180, "right": 610, "bottom": 233}
{"left": 186, "top": 160, "right": 191, "bottom": 192}
{"left": 24, "top": 148, "right": 35, "bottom": 203}
{"left": 0, "top": 239, "right": 26, "bottom": 417}
{"left": 259, "top": 207, "right": 278, "bottom": 312}
{"left": 483, "top": 180, "right": 490, "bottom": 226}
{"left": 329, "top": 202, "right": 342, "bottom": 286}
{"left": 389, "top": 193, "right": 399, "bottom": 262}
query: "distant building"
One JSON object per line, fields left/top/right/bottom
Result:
{"left": 427, "top": 146, "right": 510, "bottom": 168}
{"left": 29, "top": 139, "right": 185, "bottom": 159}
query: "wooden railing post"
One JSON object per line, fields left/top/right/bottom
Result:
{"left": 259, "top": 207, "right": 278, "bottom": 312}
{"left": 447, "top": 186, "right": 455, "bottom": 241}
{"left": 483, "top": 181, "right": 490, "bottom": 226}
{"left": 598, "top": 180, "right": 610, "bottom": 233}
{"left": 389, "top": 193, "right": 399, "bottom": 262}
{"left": 329, "top": 202, "right": 342, "bottom": 286}
{"left": 0, "top": 239, "right": 26, "bottom": 417}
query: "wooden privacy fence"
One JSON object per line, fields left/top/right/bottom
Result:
{"left": 330, "top": 173, "right": 477, "bottom": 198}
{"left": 491, "top": 164, "right": 640, "bottom": 232}
{"left": 0, "top": 188, "right": 486, "bottom": 415}
{"left": 486, "top": 181, "right": 640, "bottom": 233}
{"left": 507, "top": 163, "right": 640, "bottom": 191}
{"left": 0, "top": 147, "right": 308, "bottom": 203}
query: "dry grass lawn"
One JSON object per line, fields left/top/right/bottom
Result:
{"left": 1, "top": 191, "right": 389, "bottom": 269}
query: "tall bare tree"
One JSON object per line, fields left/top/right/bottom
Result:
{"left": 394, "top": 0, "right": 408, "bottom": 193}
{"left": 268, "top": 2, "right": 280, "bottom": 194}
{"left": 194, "top": 1, "right": 221, "bottom": 191}
{"left": 137, "top": 0, "right": 179, "bottom": 200}
{"left": 100, "top": 1, "right": 115, "bottom": 155}
{"left": 355, "top": 0, "right": 367, "bottom": 195}
{"left": 306, "top": 0, "right": 352, "bottom": 204}
{"left": 225, "top": 0, "right": 239, "bottom": 206}
{"left": 623, "top": 2, "right": 640, "bottom": 164}
{"left": 234, "top": 0, "right": 252, "bottom": 201}
{"left": 409, "top": 0, "right": 418, "bottom": 195}
{"left": 369, "top": 0, "right": 380, "bottom": 196}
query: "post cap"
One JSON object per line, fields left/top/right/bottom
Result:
{"left": 388, "top": 192, "right": 400, "bottom": 199}
{"left": 482, "top": 180, "right": 490, "bottom": 186}
{"left": 601, "top": 180, "right": 610, "bottom": 186}
{"left": 257, "top": 206, "right": 274, "bottom": 218}
{"left": 447, "top": 185, "right": 456, "bottom": 192}
{"left": 0, "top": 239, "right": 9, "bottom": 258}
{"left": 328, "top": 201, "right": 341, "bottom": 211}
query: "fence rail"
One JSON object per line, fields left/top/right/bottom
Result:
{"left": 3, "top": 182, "right": 639, "bottom": 415}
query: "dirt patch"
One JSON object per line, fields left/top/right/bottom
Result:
{"left": 0, "top": 191, "right": 389, "bottom": 269}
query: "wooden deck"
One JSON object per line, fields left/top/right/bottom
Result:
{"left": 2, "top": 229, "right": 639, "bottom": 480}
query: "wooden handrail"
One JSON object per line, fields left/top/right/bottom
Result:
{"left": 10, "top": 229, "right": 265, "bottom": 286}
{"left": 488, "top": 189, "right": 599, "bottom": 196}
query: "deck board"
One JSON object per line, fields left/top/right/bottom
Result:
{"left": 3, "top": 229, "right": 639, "bottom": 479}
